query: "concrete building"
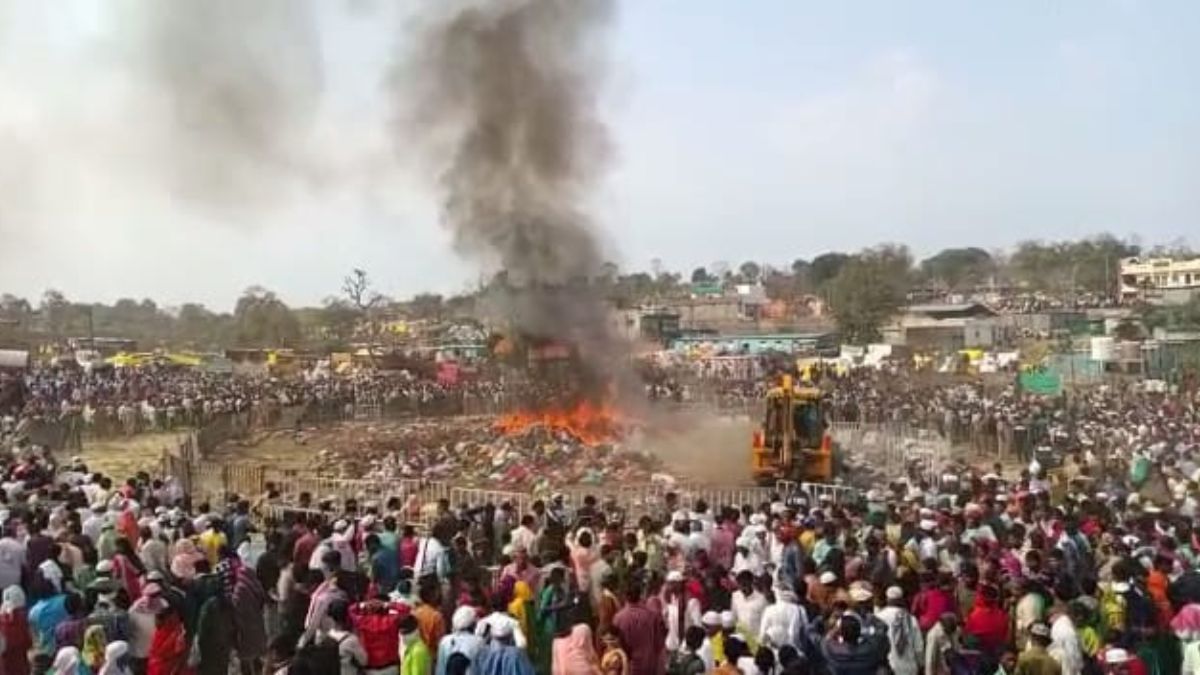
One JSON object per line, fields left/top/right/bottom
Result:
{"left": 670, "top": 332, "right": 836, "bottom": 356}
{"left": 1119, "top": 257, "right": 1200, "bottom": 305}
{"left": 883, "top": 302, "right": 1002, "bottom": 351}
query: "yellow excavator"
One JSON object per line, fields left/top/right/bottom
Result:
{"left": 750, "top": 376, "right": 833, "bottom": 484}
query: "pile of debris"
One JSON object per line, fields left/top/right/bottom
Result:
{"left": 301, "top": 417, "right": 661, "bottom": 490}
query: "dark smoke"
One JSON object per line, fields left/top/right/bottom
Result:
{"left": 394, "top": 0, "right": 623, "bottom": 366}
{"left": 132, "top": 0, "right": 327, "bottom": 210}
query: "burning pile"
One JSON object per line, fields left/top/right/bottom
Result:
{"left": 300, "top": 412, "right": 656, "bottom": 490}
{"left": 494, "top": 400, "right": 623, "bottom": 446}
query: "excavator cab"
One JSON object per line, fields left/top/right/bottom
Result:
{"left": 751, "top": 376, "right": 833, "bottom": 484}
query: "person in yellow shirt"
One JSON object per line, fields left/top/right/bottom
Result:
{"left": 198, "top": 518, "right": 228, "bottom": 567}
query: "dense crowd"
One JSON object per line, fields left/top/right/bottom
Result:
{"left": 822, "top": 370, "right": 1200, "bottom": 473}
{"left": 0, "top": 367, "right": 518, "bottom": 448}
{"left": 0, "top": 428, "right": 1198, "bottom": 675}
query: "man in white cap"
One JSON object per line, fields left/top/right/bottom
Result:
{"left": 1016, "top": 622, "right": 1059, "bottom": 675}
{"left": 436, "top": 606, "right": 484, "bottom": 675}
{"left": 662, "top": 570, "right": 701, "bottom": 652}
{"left": 876, "top": 586, "right": 922, "bottom": 675}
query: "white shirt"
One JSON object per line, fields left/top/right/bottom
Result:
{"left": 413, "top": 537, "right": 446, "bottom": 580}
{"left": 510, "top": 527, "right": 537, "bottom": 555}
{"left": 698, "top": 638, "right": 715, "bottom": 672}
{"left": 662, "top": 594, "right": 702, "bottom": 652}
{"left": 731, "top": 590, "right": 768, "bottom": 638}
{"left": 0, "top": 537, "right": 23, "bottom": 590}
{"left": 876, "top": 606, "right": 924, "bottom": 675}
{"left": 1049, "top": 614, "right": 1084, "bottom": 675}
{"left": 82, "top": 514, "right": 105, "bottom": 544}
{"left": 758, "top": 599, "right": 806, "bottom": 650}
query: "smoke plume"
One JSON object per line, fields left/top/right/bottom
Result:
{"left": 130, "top": 0, "right": 328, "bottom": 210}
{"left": 393, "top": 0, "right": 621, "bottom": 365}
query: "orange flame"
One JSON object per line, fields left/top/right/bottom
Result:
{"left": 495, "top": 399, "right": 622, "bottom": 445}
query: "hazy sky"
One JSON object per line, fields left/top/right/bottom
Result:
{"left": 0, "top": 0, "right": 1196, "bottom": 309}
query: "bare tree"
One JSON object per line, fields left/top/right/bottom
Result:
{"left": 342, "top": 268, "right": 383, "bottom": 311}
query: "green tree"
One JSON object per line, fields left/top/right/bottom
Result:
{"left": 827, "top": 245, "right": 912, "bottom": 343}
{"left": 40, "top": 289, "right": 73, "bottom": 337}
{"left": 175, "top": 303, "right": 231, "bottom": 347}
{"left": 738, "top": 261, "right": 762, "bottom": 283}
{"left": 920, "top": 247, "right": 994, "bottom": 290}
{"left": 809, "top": 252, "right": 851, "bottom": 289}
{"left": 319, "top": 299, "right": 361, "bottom": 343}
{"left": 690, "top": 267, "right": 710, "bottom": 284}
{"left": 233, "top": 286, "right": 301, "bottom": 347}
{"left": 0, "top": 294, "right": 32, "bottom": 319}
{"left": 1010, "top": 235, "right": 1137, "bottom": 295}
{"left": 409, "top": 293, "right": 445, "bottom": 320}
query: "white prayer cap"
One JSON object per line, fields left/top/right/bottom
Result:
{"left": 1104, "top": 648, "right": 1130, "bottom": 664}
{"left": 720, "top": 611, "right": 736, "bottom": 629}
{"left": 452, "top": 606, "right": 477, "bottom": 631}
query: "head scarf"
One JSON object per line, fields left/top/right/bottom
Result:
{"left": 148, "top": 611, "right": 188, "bottom": 674}
{"left": 1, "top": 586, "right": 25, "bottom": 614}
{"left": 508, "top": 581, "right": 533, "bottom": 638}
{"left": 82, "top": 625, "right": 107, "bottom": 670}
{"left": 170, "top": 539, "right": 200, "bottom": 580}
{"left": 552, "top": 623, "right": 598, "bottom": 674}
{"left": 98, "top": 641, "right": 131, "bottom": 675}
{"left": 1171, "top": 603, "right": 1200, "bottom": 639}
{"left": 49, "top": 646, "right": 82, "bottom": 675}
{"left": 130, "top": 583, "right": 166, "bottom": 615}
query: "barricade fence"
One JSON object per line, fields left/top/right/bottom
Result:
{"left": 828, "top": 421, "right": 951, "bottom": 488}
{"left": 159, "top": 440, "right": 861, "bottom": 533}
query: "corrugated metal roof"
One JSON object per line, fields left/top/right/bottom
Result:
{"left": 906, "top": 302, "right": 996, "bottom": 315}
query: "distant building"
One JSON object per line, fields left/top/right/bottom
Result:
{"left": 883, "top": 302, "right": 1002, "bottom": 351}
{"left": 1119, "top": 257, "right": 1200, "bottom": 305}
{"left": 606, "top": 306, "right": 682, "bottom": 345}
{"left": 670, "top": 331, "right": 836, "bottom": 356}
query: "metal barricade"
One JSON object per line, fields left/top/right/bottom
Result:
{"left": 798, "top": 482, "right": 859, "bottom": 504}
{"left": 448, "top": 487, "right": 531, "bottom": 515}
{"left": 675, "top": 485, "right": 778, "bottom": 511}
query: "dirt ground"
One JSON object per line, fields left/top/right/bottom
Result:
{"left": 75, "top": 409, "right": 760, "bottom": 488}
{"left": 78, "top": 432, "right": 183, "bottom": 479}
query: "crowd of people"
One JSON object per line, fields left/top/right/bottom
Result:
{"left": 822, "top": 369, "right": 1200, "bottom": 473}
{"left": 0, "top": 366, "right": 538, "bottom": 453}
{"left": 0, "top": 429, "right": 1198, "bottom": 675}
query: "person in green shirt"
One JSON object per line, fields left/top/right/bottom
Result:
{"left": 401, "top": 613, "right": 433, "bottom": 675}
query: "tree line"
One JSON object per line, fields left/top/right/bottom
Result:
{"left": 0, "top": 234, "right": 1193, "bottom": 350}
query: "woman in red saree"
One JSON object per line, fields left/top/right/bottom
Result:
{"left": 0, "top": 586, "right": 32, "bottom": 675}
{"left": 147, "top": 608, "right": 193, "bottom": 675}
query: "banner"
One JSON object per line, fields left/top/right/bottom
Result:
{"left": 1019, "top": 370, "right": 1062, "bottom": 396}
